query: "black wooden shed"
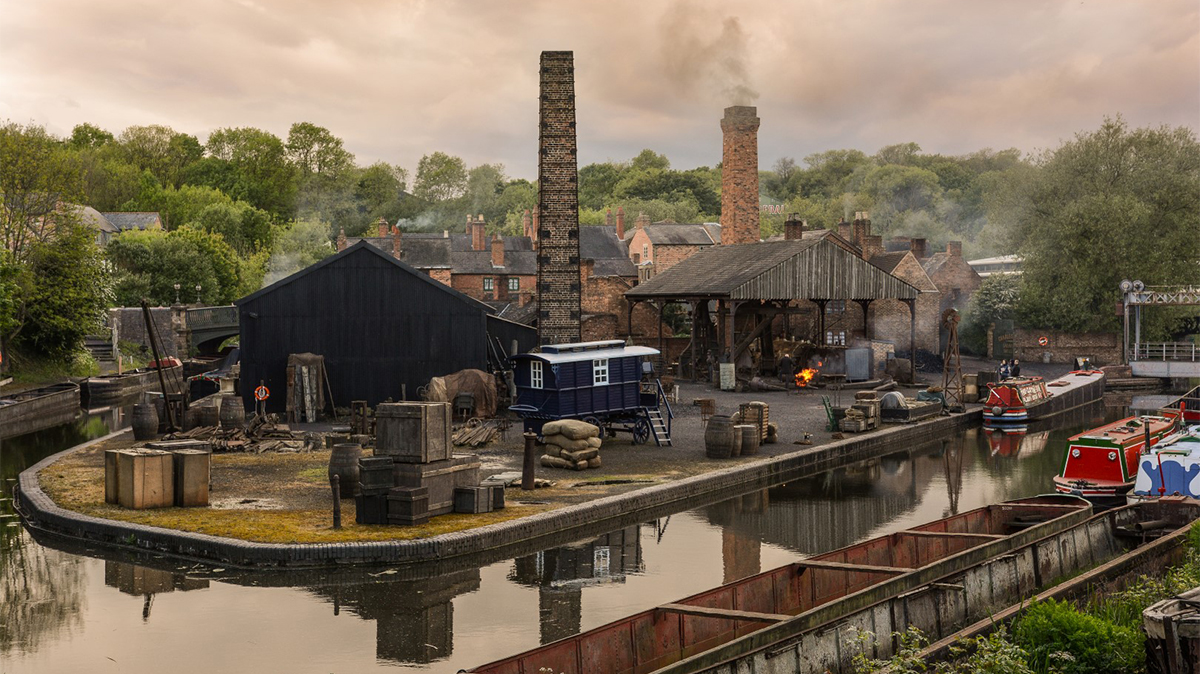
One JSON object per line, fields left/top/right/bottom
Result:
{"left": 235, "top": 241, "right": 536, "bottom": 412}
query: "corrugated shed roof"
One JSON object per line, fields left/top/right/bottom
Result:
{"left": 101, "top": 212, "right": 161, "bottom": 231}
{"left": 626, "top": 238, "right": 919, "bottom": 301}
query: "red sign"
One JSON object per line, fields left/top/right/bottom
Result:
{"left": 254, "top": 385, "right": 270, "bottom": 401}
{"left": 1038, "top": 336, "right": 1049, "bottom": 347}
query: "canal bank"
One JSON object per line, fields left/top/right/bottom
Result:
{"left": 16, "top": 408, "right": 983, "bottom": 569}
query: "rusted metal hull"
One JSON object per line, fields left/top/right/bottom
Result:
{"left": 468, "top": 495, "right": 1092, "bottom": 674}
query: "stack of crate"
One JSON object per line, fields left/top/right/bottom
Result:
{"left": 355, "top": 456, "right": 393, "bottom": 524}
{"left": 374, "top": 402, "right": 482, "bottom": 521}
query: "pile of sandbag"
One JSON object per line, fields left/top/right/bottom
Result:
{"left": 540, "top": 419, "right": 602, "bottom": 471}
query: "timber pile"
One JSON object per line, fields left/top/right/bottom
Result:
{"left": 167, "top": 414, "right": 314, "bottom": 453}
{"left": 540, "top": 420, "right": 602, "bottom": 471}
{"left": 452, "top": 420, "right": 501, "bottom": 448}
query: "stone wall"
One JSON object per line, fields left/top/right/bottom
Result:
{"left": 720, "top": 106, "right": 760, "bottom": 245}
{"left": 1012, "top": 329, "right": 1122, "bottom": 365}
{"left": 536, "top": 51, "right": 582, "bottom": 345}
{"left": 109, "top": 307, "right": 180, "bottom": 358}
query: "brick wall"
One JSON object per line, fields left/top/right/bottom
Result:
{"left": 653, "top": 244, "right": 705, "bottom": 272}
{"left": 580, "top": 270, "right": 665, "bottom": 340}
{"left": 928, "top": 251, "right": 982, "bottom": 317}
{"left": 870, "top": 253, "right": 941, "bottom": 353}
{"left": 428, "top": 268, "right": 452, "bottom": 286}
{"left": 720, "top": 106, "right": 760, "bottom": 245}
{"left": 536, "top": 51, "right": 582, "bottom": 345}
{"left": 1012, "top": 329, "right": 1122, "bottom": 365}
{"left": 452, "top": 273, "right": 536, "bottom": 303}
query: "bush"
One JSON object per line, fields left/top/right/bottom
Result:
{"left": 1013, "top": 599, "right": 1142, "bottom": 674}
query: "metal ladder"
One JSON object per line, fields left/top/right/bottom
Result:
{"left": 646, "top": 408, "right": 671, "bottom": 446}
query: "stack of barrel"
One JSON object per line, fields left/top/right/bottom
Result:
{"left": 705, "top": 406, "right": 767, "bottom": 460}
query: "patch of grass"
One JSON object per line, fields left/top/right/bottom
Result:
{"left": 296, "top": 466, "right": 329, "bottom": 483}
{"left": 7, "top": 350, "right": 99, "bottom": 388}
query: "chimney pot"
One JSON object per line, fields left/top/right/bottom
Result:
{"left": 784, "top": 214, "right": 805, "bottom": 240}
{"left": 616, "top": 206, "right": 626, "bottom": 240}
{"left": 377, "top": 218, "right": 388, "bottom": 238}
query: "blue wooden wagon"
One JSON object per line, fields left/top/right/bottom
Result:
{"left": 509, "top": 340, "right": 673, "bottom": 446}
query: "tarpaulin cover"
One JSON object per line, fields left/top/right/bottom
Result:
{"left": 426, "top": 368, "right": 497, "bottom": 418}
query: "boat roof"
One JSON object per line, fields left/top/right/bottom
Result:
{"left": 1074, "top": 414, "right": 1178, "bottom": 441}
{"left": 514, "top": 345, "right": 659, "bottom": 364}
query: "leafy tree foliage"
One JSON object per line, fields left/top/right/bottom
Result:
{"left": 200, "top": 127, "right": 297, "bottom": 219}
{"left": 106, "top": 227, "right": 246, "bottom": 305}
{"left": 413, "top": 151, "right": 468, "bottom": 202}
{"left": 0, "top": 122, "right": 84, "bottom": 261}
{"left": 1002, "top": 118, "right": 1200, "bottom": 336}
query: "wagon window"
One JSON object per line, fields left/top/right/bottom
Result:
{"left": 531, "top": 361, "right": 543, "bottom": 389}
{"left": 593, "top": 358, "right": 609, "bottom": 385}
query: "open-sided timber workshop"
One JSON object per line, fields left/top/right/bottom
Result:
{"left": 624, "top": 236, "right": 920, "bottom": 381}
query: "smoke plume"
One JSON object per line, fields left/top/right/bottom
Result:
{"left": 658, "top": 3, "right": 759, "bottom": 105}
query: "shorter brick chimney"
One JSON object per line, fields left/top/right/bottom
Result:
{"left": 377, "top": 217, "right": 388, "bottom": 238}
{"left": 522, "top": 209, "right": 532, "bottom": 240}
{"left": 337, "top": 226, "right": 347, "bottom": 251}
{"left": 491, "top": 233, "right": 504, "bottom": 267}
{"left": 616, "top": 206, "right": 625, "bottom": 240}
{"left": 605, "top": 209, "right": 613, "bottom": 228}
{"left": 471, "top": 218, "right": 486, "bottom": 251}
{"left": 837, "top": 219, "right": 851, "bottom": 241}
{"left": 851, "top": 211, "right": 871, "bottom": 252}
{"left": 635, "top": 213, "right": 649, "bottom": 231}
{"left": 910, "top": 238, "right": 928, "bottom": 259}
{"left": 865, "top": 235, "right": 884, "bottom": 259}
{"left": 784, "top": 214, "right": 805, "bottom": 240}
{"left": 531, "top": 206, "right": 539, "bottom": 251}
{"left": 392, "top": 226, "right": 402, "bottom": 260}
{"left": 947, "top": 241, "right": 962, "bottom": 257}
{"left": 580, "top": 258, "right": 594, "bottom": 283}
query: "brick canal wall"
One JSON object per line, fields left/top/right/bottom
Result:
{"left": 17, "top": 410, "right": 982, "bottom": 570}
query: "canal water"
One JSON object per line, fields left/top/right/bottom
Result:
{"left": 1, "top": 402, "right": 1123, "bottom": 673}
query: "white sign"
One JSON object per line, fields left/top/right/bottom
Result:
{"left": 720, "top": 363, "right": 736, "bottom": 391}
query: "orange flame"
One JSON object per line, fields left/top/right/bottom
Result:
{"left": 795, "top": 368, "right": 819, "bottom": 387}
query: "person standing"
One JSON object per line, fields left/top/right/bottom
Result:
{"left": 999, "top": 359, "right": 1011, "bottom": 379}
{"left": 1010, "top": 359, "right": 1021, "bottom": 377}
{"left": 778, "top": 352, "right": 794, "bottom": 385}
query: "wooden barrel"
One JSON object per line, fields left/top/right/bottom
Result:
{"left": 196, "top": 405, "right": 220, "bottom": 428}
{"left": 329, "top": 443, "right": 362, "bottom": 498}
{"left": 705, "top": 415, "right": 737, "bottom": 459}
{"left": 180, "top": 406, "right": 198, "bottom": 431}
{"left": 736, "top": 424, "right": 759, "bottom": 456}
{"left": 219, "top": 395, "right": 245, "bottom": 429}
{"left": 131, "top": 402, "right": 159, "bottom": 441}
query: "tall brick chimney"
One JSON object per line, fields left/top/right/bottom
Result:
{"left": 536, "top": 50, "right": 581, "bottom": 345}
{"left": 491, "top": 233, "right": 504, "bottom": 267}
{"left": 720, "top": 105, "right": 761, "bottom": 245}
{"left": 947, "top": 241, "right": 963, "bottom": 257}
{"left": 377, "top": 217, "right": 388, "bottom": 238}
{"left": 615, "top": 206, "right": 625, "bottom": 240}
{"left": 392, "top": 225, "right": 402, "bottom": 260}
{"left": 852, "top": 211, "right": 870, "bottom": 252}
{"left": 910, "top": 238, "right": 928, "bottom": 259}
{"left": 337, "top": 226, "right": 346, "bottom": 251}
{"left": 784, "top": 214, "right": 805, "bottom": 240}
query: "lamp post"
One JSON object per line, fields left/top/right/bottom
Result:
{"left": 173, "top": 283, "right": 181, "bottom": 305}
{"left": 195, "top": 284, "right": 202, "bottom": 304}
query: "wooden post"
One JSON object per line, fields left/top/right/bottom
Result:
{"left": 522, "top": 432, "right": 538, "bottom": 490}
{"left": 331, "top": 474, "right": 342, "bottom": 529}
{"left": 141, "top": 300, "right": 177, "bottom": 432}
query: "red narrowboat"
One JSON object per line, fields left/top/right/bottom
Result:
{"left": 1053, "top": 412, "right": 1181, "bottom": 501}
{"left": 982, "top": 371, "right": 1105, "bottom": 425}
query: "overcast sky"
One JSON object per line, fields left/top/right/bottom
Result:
{"left": 1, "top": 0, "right": 1196, "bottom": 179}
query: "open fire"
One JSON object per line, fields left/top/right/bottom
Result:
{"left": 795, "top": 366, "right": 820, "bottom": 388}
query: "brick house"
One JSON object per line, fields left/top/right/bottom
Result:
{"left": 920, "top": 241, "right": 983, "bottom": 318}
{"left": 625, "top": 219, "right": 721, "bottom": 278}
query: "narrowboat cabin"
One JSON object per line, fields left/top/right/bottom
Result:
{"left": 510, "top": 340, "right": 673, "bottom": 445}
{"left": 982, "top": 370, "right": 1105, "bottom": 425}
{"left": 1054, "top": 412, "right": 1181, "bottom": 503}
{"left": 1129, "top": 423, "right": 1200, "bottom": 502}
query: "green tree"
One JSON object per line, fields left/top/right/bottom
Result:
{"left": 286, "top": 122, "right": 354, "bottom": 177}
{"left": 1005, "top": 118, "right": 1200, "bottom": 336}
{"left": 16, "top": 219, "right": 111, "bottom": 358}
{"left": 413, "top": 152, "right": 468, "bottom": 202}
{"left": 106, "top": 227, "right": 245, "bottom": 305}
{"left": 116, "top": 125, "right": 203, "bottom": 188}
{"left": 0, "top": 122, "right": 83, "bottom": 261}
{"left": 202, "top": 127, "right": 298, "bottom": 219}
{"left": 261, "top": 218, "right": 334, "bottom": 286}
{"left": 630, "top": 149, "right": 670, "bottom": 171}
{"left": 579, "top": 162, "right": 624, "bottom": 210}
{"left": 68, "top": 123, "right": 114, "bottom": 149}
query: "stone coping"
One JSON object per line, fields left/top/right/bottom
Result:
{"left": 17, "top": 411, "right": 981, "bottom": 570}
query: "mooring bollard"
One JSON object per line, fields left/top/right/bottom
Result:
{"left": 331, "top": 474, "right": 342, "bottom": 529}
{"left": 522, "top": 432, "right": 537, "bottom": 491}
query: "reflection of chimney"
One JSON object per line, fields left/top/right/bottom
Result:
{"left": 392, "top": 226, "right": 402, "bottom": 260}
{"left": 491, "top": 233, "right": 504, "bottom": 267}
{"left": 377, "top": 217, "right": 388, "bottom": 238}
{"left": 635, "top": 213, "right": 649, "bottom": 231}
{"left": 911, "top": 237, "right": 927, "bottom": 259}
{"left": 784, "top": 214, "right": 805, "bottom": 240}
{"left": 947, "top": 240, "right": 962, "bottom": 257}
{"left": 615, "top": 206, "right": 625, "bottom": 240}
{"left": 522, "top": 209, "right": 532, "bottom": 240}
{"left": 720, "top": 105, "right": 761, "bottom": 245}
{"left": 337, "top": 226, "right": 347, "bottom": 251}
{"left": 837, "top": 219, "right": 851, "bottom": 241}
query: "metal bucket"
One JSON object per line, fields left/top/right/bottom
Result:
{"left": 131, "top": 402, "right": 159, "bottom": 441}
{"left": 329, "top": 443, "right": 362, "bottom": 498}
{"left": 705, "top": 415, "right": 737, "bottom": 459}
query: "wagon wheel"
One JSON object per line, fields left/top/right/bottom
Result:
{"left": 631, "top": 417, "right": 651, "bottom": 445}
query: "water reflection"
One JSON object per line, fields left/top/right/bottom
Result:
{"left": 2, "top": 401, "right": 1126, "bottom": 673}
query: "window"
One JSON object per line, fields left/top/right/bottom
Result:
{"left": 482, "top": 277, "right": 494, "bottom": 292}
{"left": 531, "top": 361, "right": 543, "bottom": 389}
{"left": 642, "top": 244, "right": 649, "bottom": 260}
{"left": 826, "top": 331, "right": 846, "bottom": 346}
{"left": 592, "top": 358, "right": 609, "bottom": 385}
{"left": 508, "top": 277, "right": 520, "bottom": 292}
{"left": 825, "top": 300, "right": 846, "bottom": 314}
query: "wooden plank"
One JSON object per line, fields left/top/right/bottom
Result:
{"left": 901, "top": 530, "right": 1005, "bottom": 540}
{"left": 794, "top": 559, "right": 911, "bottom": 574}
{"left": 657, "top": 603, "right": 791, "bottom": 623}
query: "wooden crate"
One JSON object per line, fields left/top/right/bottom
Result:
{"left": 375, "top": 402, "right": 452, "bottom": 464}
{"left": 454, "top": 486, "right": 493, "bottom": 514}
{"left": 171, "top": 449, "right": 210, "bottom": 507}
{"left": 356, "top": 493, "right": 389, "bottom": 525}
{"left": 117, "top": 449, "right": 174, "bottom": 509}
{"left": 104, "top": 449, "right": 125, "bottom": 504}
{"left": 393, "top": 455, "right": 480, "bottom": 516}
{"left": 387, "top": 486, "right": 430, "bottom": 525}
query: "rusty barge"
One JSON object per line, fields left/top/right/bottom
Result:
{"left": 0, "top": 382, "right": 81, "bottom": 440}
{"left": 468, "top": 495, "right": 1093, "bottom": 674}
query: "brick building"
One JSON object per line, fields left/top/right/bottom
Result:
{"left": 920, "top": 241, "right": 982, "bottom": 318}
{"left": 625, "top": 220, "right": 721, "bottom": 277}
